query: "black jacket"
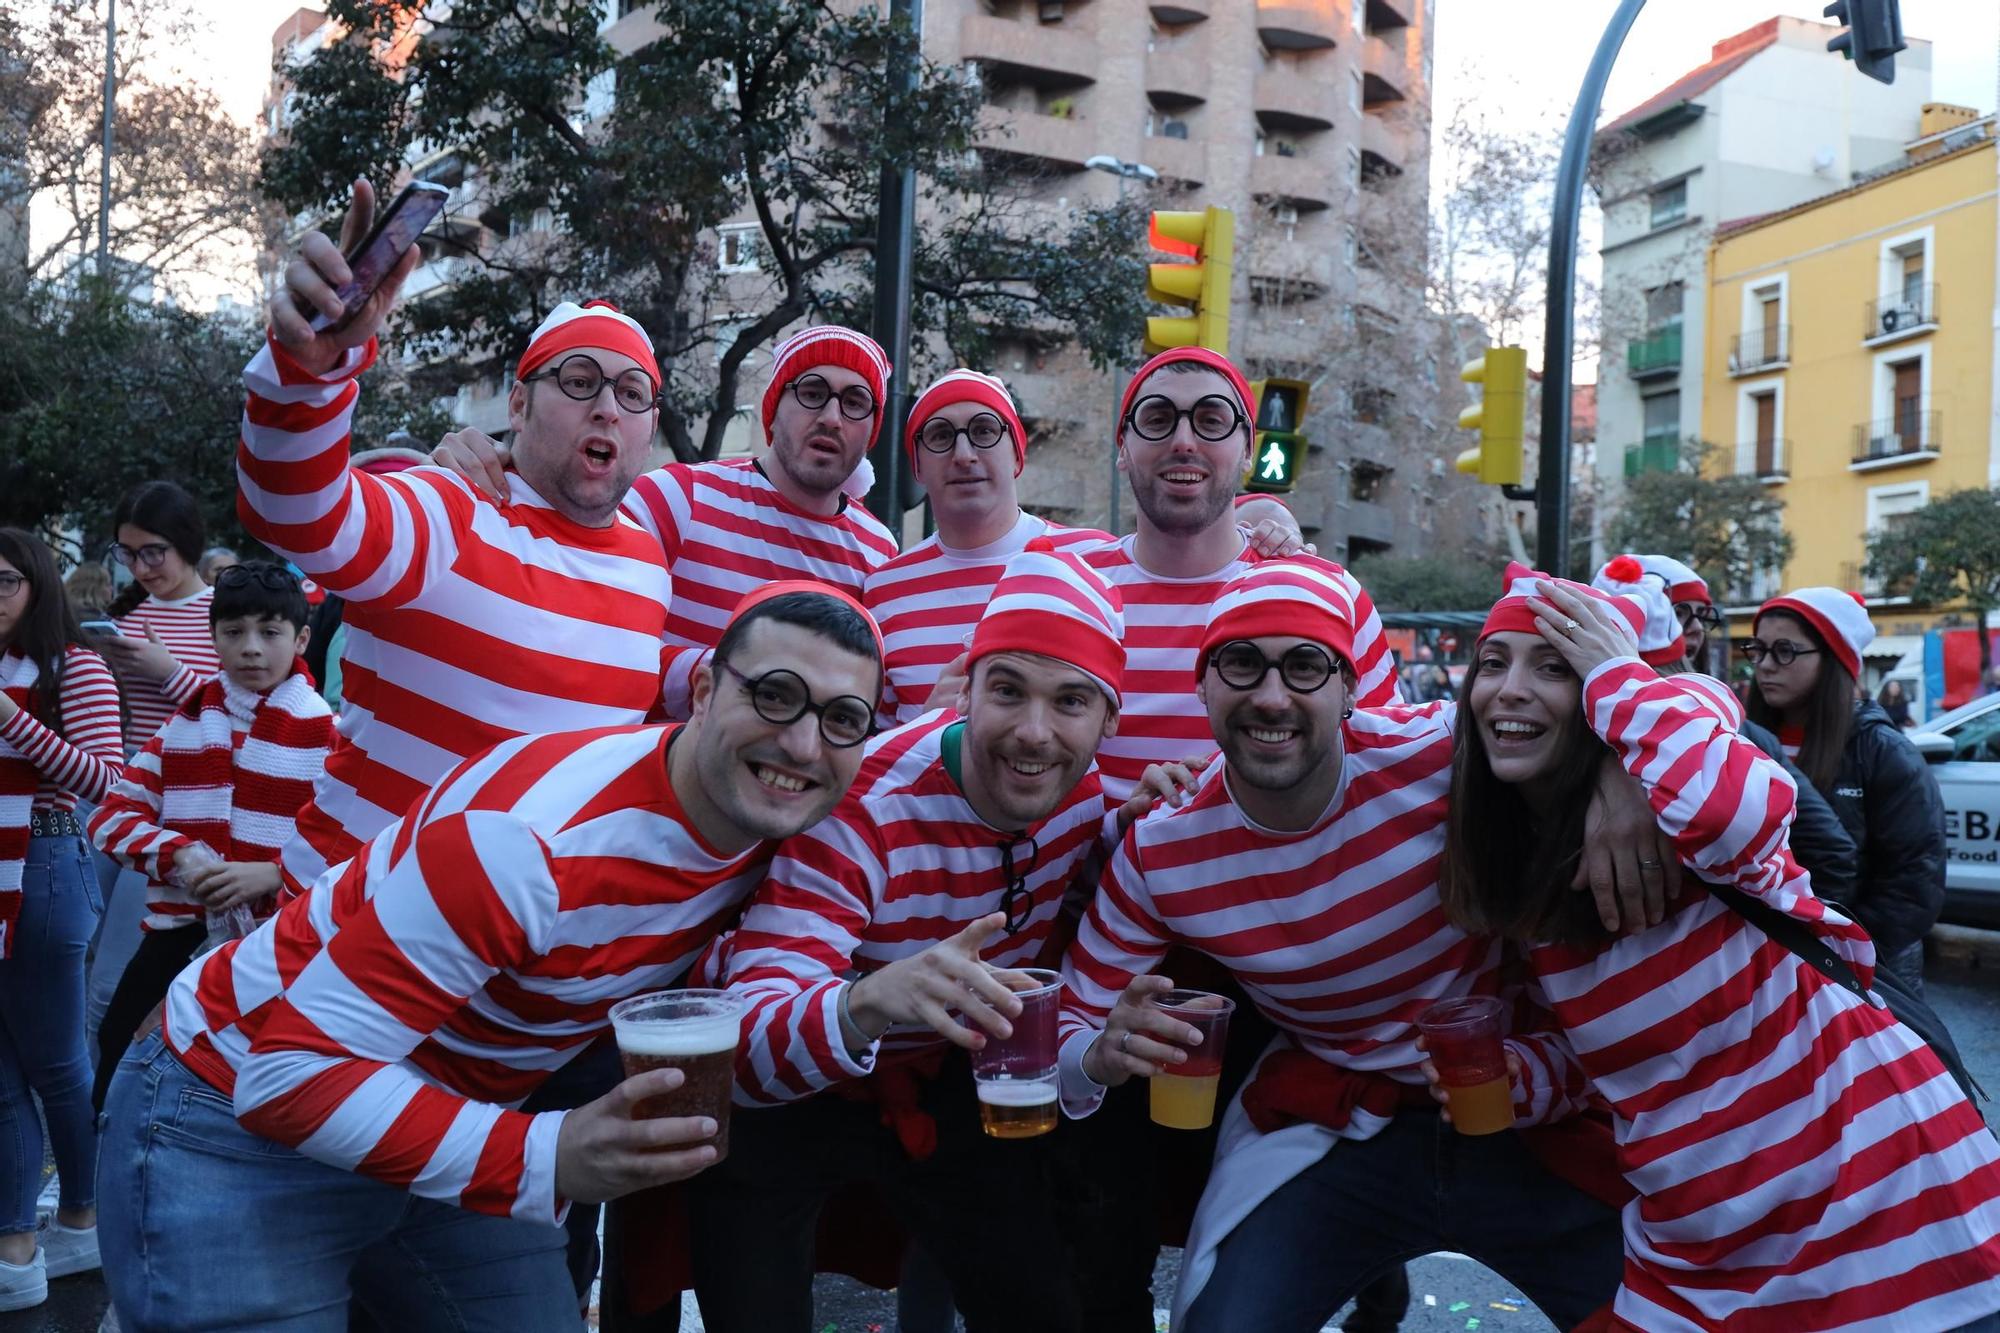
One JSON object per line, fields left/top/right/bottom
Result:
{"left": 1740, "top": 718, "right": 1859, "bottom": 908}
{"left": 1819, "top": 700, "right": 1947, "bottom": 955}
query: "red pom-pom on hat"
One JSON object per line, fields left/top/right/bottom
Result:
{"left": 1604, "top": 554, "right": 1644, "bottom": 583}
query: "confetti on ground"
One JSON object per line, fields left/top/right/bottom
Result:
{"left": 1466, "top": 1320, "right": 1482, "bottom": 1331}
{"left": 1424, "top": 1293, "right": 1438, "bottom": 1307}
{"left": 1450, "top": 1300, "right": 1472, "bottom": 1312}
{"left": 1491, "top": 1299, "right": 1523, "bottom": 1311}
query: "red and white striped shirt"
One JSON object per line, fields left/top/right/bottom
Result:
{"left": 1083, "top": 538, "right": 1400, "bottom": 802}
{"left": 1536, "top": 660, "right": 2000, "bottom": 1331}
{"left": 0, "top": 648, "right": 123, "bottom": 810}
{"left": 623, "top": 459, "right": 899, "bottom": 718}
{"left": 1057, "top": 702, "right": 1584, "bottom": 1129}
{"left": 115, "top": 588, "right": 219, "bottom": 753}
{"left": 864, "top": 514, "right": 1108, "bottom": 727}
{"left": 236, "top": 336, "right": 676, "bottom": 892}
{"left": 699, "top": 711, "right": 1110, "bottom": 1103}
{"left": 162, "top": 724, "right": 770, "bottom": 1223}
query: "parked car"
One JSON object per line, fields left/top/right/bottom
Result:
{"left": 1909, "top": 693, "right": 2000, "bottom": 928}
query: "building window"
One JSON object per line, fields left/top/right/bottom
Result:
{"left": 1643, "top": 281, "right": 1683, "bottom": 333}
{"left": 1160, "top": 117, "right": 1190, "bottom": 140}
{"left": 1648, "top": 179, "right": 1687, "bottom": 229}
{"left": 1350, "top": 460, "right": 1392, "bottom": 503}
{"left": 717, "top": 224, "right": 761, "bottom": 273}
{"left": 1875, "top": 229, "right": 1934, "bottom": 332}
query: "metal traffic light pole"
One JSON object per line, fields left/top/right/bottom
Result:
{"left": 866, "top": 0, "right": 920, "bottom": 537}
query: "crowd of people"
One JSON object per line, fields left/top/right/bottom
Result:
{"left": 0, "top": 181, "right": 1994, "bottom": 1333}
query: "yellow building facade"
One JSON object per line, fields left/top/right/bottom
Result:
{"left": 1701, "top": 111, "right": 1997, "bottom": 656}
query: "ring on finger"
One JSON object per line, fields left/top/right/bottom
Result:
{"left": 1563, "top": 618, "right": 1581, "bottom": 634}
{"left": 1118, "top": 1030, "right": 1132, "bottom": 1055}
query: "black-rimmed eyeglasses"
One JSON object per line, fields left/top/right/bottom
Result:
{"left": 997, "top": 835, "right": 1041, "bottom": 934}
{"left": 1740, "top": 641, "right": 1820, "bottom": 667}
{"left": 525, "top": 354, "right": 660, "bottom": 414}
{"left": 787, "top": 374, "right": 877, "bottom": 422}
{"left": 108, "top": 542, "right": 172, "bottom": 570}
{"left": 1124, "top": 394, "right": 1246, "bottom": 443}
{"left": 1207, "top": 640, "right": 1338, "bottom": 694}
{"left": 0, "top": 572, "right": 25, "bottom": 598}
{"left": 1674, "top": 603, "right": 1724, "bottom": 630}
{"left": 213, "top": 565, "right": 299, "bottom": 594}
{"left": 915, "top": 412, "right": 1009, "bottom": 454}
{"left": 719, "top": 661, "right": 874, "bottom": 748}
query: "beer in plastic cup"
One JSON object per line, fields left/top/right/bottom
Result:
{"left": 1148, "top": 989, "right": 1235, "bottom": 1131}
{"left": 607, "top": 990, "right": 746, "bottom": 1161}
{"left": 969, "top": 967, "right": 1061, "bottom": 1140}
{"left": 1417, "top": 996, "right": 1515, "bottom": 1136}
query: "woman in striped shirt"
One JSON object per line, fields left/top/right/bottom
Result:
{"left": 101, "top": 481, "right": 220, "bottom": 753}
{"left": 0, "top": 528, "right": 123, "bottom": 1312}
{"left": 1439, "top": 572, "right": 2000, "bottom": 1331}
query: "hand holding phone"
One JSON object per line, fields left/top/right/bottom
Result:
{"left": 270, "top": 178, "right": 441, "bottom": 376}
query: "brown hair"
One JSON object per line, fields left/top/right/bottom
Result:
{"left": 1744, "top": 611, "right": 1854, "bottom": 794}
{"left": 1437, "top": 654, "right": 1615, "bottom": 949}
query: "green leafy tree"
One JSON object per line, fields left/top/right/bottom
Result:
{"left": 1348, "top": 549, "right": 1504, "bottom": 613}
{"left": 262, "top": 0, "right": 1148, "bottom": 462}
{"left": 1605, "top": 440, "right": 1793, "bottom": 605}
{"left": 1866, "top": 486, "right": 2000, "bottom": 673}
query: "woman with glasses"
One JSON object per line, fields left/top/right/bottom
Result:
{"left": 1743, "top": 588, "right": 1944, "bottom": 994}
{"left": 0, "top": 528, "right": 123, "bottom": 1312}
{"left": 102, "top": 481, "right": 222, "bottom": 754}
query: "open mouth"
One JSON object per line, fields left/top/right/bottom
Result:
{"left": 1006, "top": 757, "right": 1056, "bottom": 778}
{"left": 580, "top": 437, "right": 618, "bottom": 476}
{"left": 1487, "top": 719, "right": 1548, "bottom": 745}
{"left": 750, "top": 761, "right": 815, "bottom": 795}
{"left": 1160, "top": 467, "right": 1207, "bottom": 490}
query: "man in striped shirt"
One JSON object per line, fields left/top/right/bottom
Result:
{"left": 1059, "top": 562, "right": 1625, "bottom": 1333}
{"left": 682, "top": 543, "right": 1134, "bottom": 1332}
{"left": 94, "top": 585, "right": 886, "bottom": 1330}
{"left": 243, "top": 182, "right": 679, "bottom": 899}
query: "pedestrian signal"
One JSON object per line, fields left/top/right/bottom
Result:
{"left": 1242, "top": 377, "right": 1308, "bottom": 495}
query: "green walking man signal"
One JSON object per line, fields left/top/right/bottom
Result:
{"left": 1243, "top": 378, "right": 1308, "bottom": 495}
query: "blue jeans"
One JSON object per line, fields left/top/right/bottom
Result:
{"left": 1181, "top": 1109, "right": 1624, "bottom": 1333}
{"left": 0, "top": 831, "right": 102, "bottom": 1234}
{"left": 98, "top": 1033, "right": 581, "bottom": 1332}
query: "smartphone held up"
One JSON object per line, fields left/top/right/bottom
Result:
{"left": 304, "top": 180, "right": 449, "bottom": 333}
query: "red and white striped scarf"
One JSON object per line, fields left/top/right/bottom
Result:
{"left": 0, "top": 654, "right": 41, "bottom": 958}
{"left": 155, "top": 669, "right": 331, "bottom": 911}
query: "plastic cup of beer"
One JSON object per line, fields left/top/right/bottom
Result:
{"left": 1148, "top": 990, "right": 1236, "bottom": 1131}
{"left": 607, "top": 990, "right": 746, "bottom": 1161}
{"left": 1417, "top": 996, "right": 1515, "bottom": 1136}
{"left": 968, "top": 967, "right": 1061, "bottom": 1140}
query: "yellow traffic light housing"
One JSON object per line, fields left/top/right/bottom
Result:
{"left": 1454, "top": 346, "right": 1527, "bottom": 486}
{"left": 1242, "top": 377, "right": 1308, "bottom": 494}
{"left": 1144, "top": 207, "right": 1234, "bottom": 356}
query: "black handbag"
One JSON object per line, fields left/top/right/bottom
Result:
{"left": 1709, "top": 883, "right": 1984, "bottom": 1107}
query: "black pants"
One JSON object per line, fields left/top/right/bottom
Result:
{"left": 92, "top": 922, "right": 203, "bottom": 1112}
{"left": 685, "top": 1053, "right": 1081, "bottom": 1333}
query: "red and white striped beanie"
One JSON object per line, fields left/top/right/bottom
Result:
{"left": 1479, "top": 561, "right": 1644, "bottom": 644}
{"left": 761, "top": 325, "right": 893, "bottom": 447}
{"left": 1636, "top": 553, "right": 1710, "bottom": 608}
{"left": 1117, "top": 346, "right": 1254, "bottom": 441}
{"left": 1756, "top": 587, "right": 1874, "bottom": 681}
{"left": 1199, "top": 557, "right": 1358, "bottom": 680}
{"left": 518, "top": 299, "right": 659, "bottom": 385}
{"left": 1591, "top": 554, "right": 1686, "bottom": 668}
{"left": 969, "top": 537, "right": 1125, "bottom": 703}
{"left": 905, "top": 369, "right": 1028, "bottom": 475}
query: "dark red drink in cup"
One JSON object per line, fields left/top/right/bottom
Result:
{"left": 1150, "top": 989, "right": 1235, "bottom": 1130}
{"left": 1417, "top": 996, "right": 1514, "bottom": 1136}
{"left": 608, "top": 990, "right": 745, "bottom": 1160}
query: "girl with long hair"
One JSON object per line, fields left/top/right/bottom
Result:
{"left": 1744, "top": 589, "right": 1943, "bottom": 994}
{"left": 100, "top": 481, "right": 222, "bottom": 754}
{"left": 0, "top": 528, "right": 123, "bottom": 1310}
{"left": 1437, "top": 569, "right": 2000, "bottom": 1331}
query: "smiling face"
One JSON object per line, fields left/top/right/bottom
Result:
{"left": 1199, "top": 633, "right": 1347, "bottom": 801}
{"left": 1465, "top": 631, "right": 1583, "bottom": 798}
{"left": 116, "top": 523, "right": 197, "bottom": 600}
{"left": 508, "top": 347, "right": 658, "bottom": 526}
{"left": 768, "top": 363, "right": 877, "bottom": 502}
{"left": 1748, "top": 611, "right": 1826, "bottom": 714}
{"left": 913, "top": 400, "right": 1019, "bottom": 542}
{"left": 959, "top": 651, "right": 1115, "bottom": 832}
{"left": 687, "top": 617, "right": 879, "bottom": 843}
{"left": 1119, "top": 366, "right": 1251, "bottom": 537}
{"left": 213, "top": 614, "right": 309, "bottom": 694}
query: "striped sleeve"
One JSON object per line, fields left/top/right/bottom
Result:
{"left": 1332, "top": 564, "right": 1400, "bottom": 709}
{"left": 0, "top": 650, "right": 122, "bottom": 802}
{"left": 717, "top": 813, "right": 885, "bottom": 1104}
{"left": 87, "top": 729, "right": 190, "bottom": 880}
{"left": 159, "top": 663, "right": 206, "bottom": 712}
{"left": 622, "top": 467, "right": 702, "bottom": 716}
{"left": 237, "top": 336, "right": 468, "bottom": 610}
{"left": 1055, "top": 828, "right": 1173, "bottom": 1116}
{"left": 231, "top": 809, "right": 569, "bottom": 1223}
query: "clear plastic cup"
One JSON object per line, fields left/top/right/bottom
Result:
{"left": 607, "top": 990, "right": 747, "bottom": 1161}
{"left": 968, "top": 967, "right": 1061, "bottom": 1140}
{"left": 1148, "top": 989, "right": 1236, "bottom": 1130}
{"left": 1417, "top": 996, "right": 1515, "bottom": 1136}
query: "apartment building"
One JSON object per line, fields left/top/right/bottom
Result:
{"left": 1590, "top": 15, "right": 1932, "bottom": 568}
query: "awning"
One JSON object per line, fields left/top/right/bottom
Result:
{"left": 1865, "top": 634, "right": 1920, "bottom": 662}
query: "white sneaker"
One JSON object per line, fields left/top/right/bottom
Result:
{"left": 0, "top": 1246, "right": 47, "bottom": 1312}
{"left": 39, "top": 1217, "right": 101, "bottom": 1278}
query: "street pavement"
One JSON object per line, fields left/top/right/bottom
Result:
{"left": 14, "top": 937, "right": 2000, "bottom": 1333}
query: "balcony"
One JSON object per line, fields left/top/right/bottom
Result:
{"left": 975, "top": 105, "right": 1093, "bottom": 172}
{"left": 1249, "top": 152, "right": 1334, "bottom": 212}
{"left": 1149, "top": 0, "right": 1210, "bottom": 22}
{"left": 1359, "top": 116, "right": 1405, "bottom": 180}
{"left": 1625, "top": 325, "right": 1682, "bottom": 379}
{"left": 961, "top": 13, "right": 1098, "bottom": 89}
{"left": 1343, "top": 498, "right": 1397, "bottom": 547}
{"left": 1623, "top": 434, "right": 1680, "bottom": 478}
{"left": 1737, "top": 438, "right": 1790, "bottom": 483}
{"left": 1366, "top": 0, "right": 1412, "bottom": 28}
{"left": 1863, "top": 284, "right": 1938, "bottom": 346}
{"left": 1851, "top": 411, "right": 1940, "bottom": 470}
{"left": 1143, "top": 132, "right": 1208, "bottom": 185}
{"left": 1145, "top": 48, "right": 1210, "bottom": 108}
{"left": 1728, "top": 325, "right": 1789, "bottom": 375}
{"left": 1256, "top": 0, "right": 1340, "bottom": 51}
{"left": 1362, "top": 41, "right": 1407, "bottom": 107}
{"left": 1254, "top": 68, "right": 1339, "bottom": 132}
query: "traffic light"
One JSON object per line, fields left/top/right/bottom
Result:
{"left": 1824, "top": 0, "right": 1904, "bottom": 85}
{"left": 1454, "top": 347, "right": 1527, "bottom": 486}
{"left": 1144, "top": 207, "right": 1234, "bottom": 356}
{"left": 1242, "top": 377, "right": 1308, "bottom": 494}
